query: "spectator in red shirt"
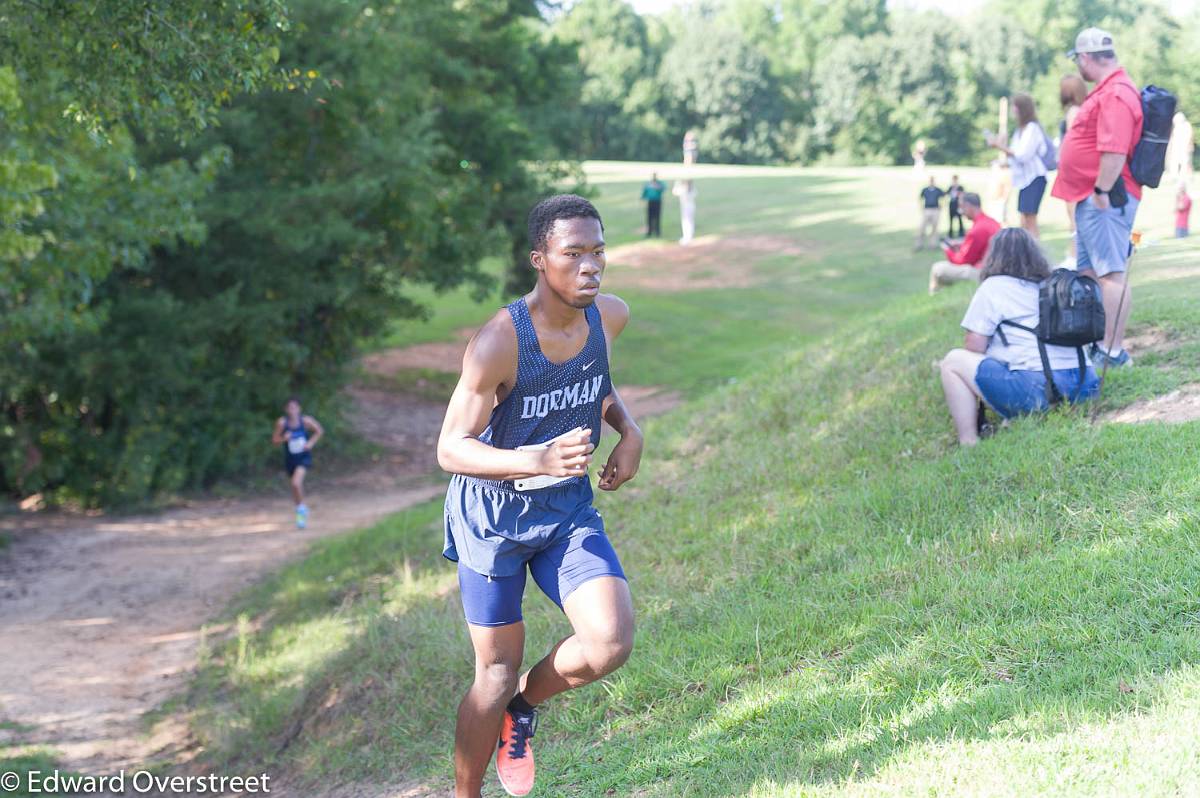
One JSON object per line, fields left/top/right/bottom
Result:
{"left": 1051, "top": 27, "right": 1143, "bottom": 368}
{"left": 1177, "top": 184, "right": 1192, "bottom": 238}
{"left": 928, "top": 193, "right": 1000, "bottom": 295}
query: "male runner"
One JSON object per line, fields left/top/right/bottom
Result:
{"left": 270, "top": 397, "right": 324, "bottom": 528}
{"left": 437, "top": 194, "right": 642, "bottom": 797}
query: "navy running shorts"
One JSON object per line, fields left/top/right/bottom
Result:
{"left": 285, "top": 452, "right": 312, "bottom": 475}
{"left": 457, "top": 527, "right": 625, "bottom": 627}
{"left": 444, "top": 475, "right": 626, "bottom": 627}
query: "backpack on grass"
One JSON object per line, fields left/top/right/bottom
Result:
{"left": 996, "top": 269, "right": 1106, "bottom": 406}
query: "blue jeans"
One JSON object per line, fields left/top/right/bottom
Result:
{"left": 975, "top": 358, "right": 1099, "bottom": 419}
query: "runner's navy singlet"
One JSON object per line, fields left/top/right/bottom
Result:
{"left": 444, "top": 297, "right": 614, "bottom": 577}
{"left": 477, "top": 297, "right": 610, "bottom": 461}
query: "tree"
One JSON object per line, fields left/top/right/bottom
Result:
{"left": 3, "top": 0, "right": 578, "bottom": 504}
{"left": 812, "top": 14, "right": 979, "bottom": 165}
{"left": 554, "top": 0, "right": 671, "bottom": 160}
{"left": 1, "top": 2, "right": 288, "bottom": 501}
{"left": 659, "top": 12, "right": 785, "bottom": 163}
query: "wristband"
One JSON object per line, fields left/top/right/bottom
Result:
{"left": 1093, "top": 186, "right": 1110, "bottom": 196}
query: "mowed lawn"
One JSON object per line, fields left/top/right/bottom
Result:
{"left": 178, "top": 163, "right": 1200, "bottom": 797}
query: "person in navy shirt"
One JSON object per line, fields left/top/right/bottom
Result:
{"left": 437, "top": 194, "right": 642, "bottom": 798}
{"left": 270, "top": 397, "right": 323, "bottom": 528}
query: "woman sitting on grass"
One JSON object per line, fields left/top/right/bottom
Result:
{"left": 939, "top": 228, "right": 1100, "bottom": 445}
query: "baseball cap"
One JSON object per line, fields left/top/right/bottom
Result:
{"left": 1067, "top": 27, "right": 1115, "bottom": 58}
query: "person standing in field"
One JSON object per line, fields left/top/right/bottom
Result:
{"left": 928, "top": 192, "right": 1000, "bottom": 295}
{"left": 912, "top": 139, "right": 927, "bottom": 175}
{"left": 673, "top": 178, "right": 696, "bottom": 245}
{"left": 947, "top": 175, "right": 965, "bottom": 238}
{"left": 641, "top": 173, "right": 665, "bottom": 238}
{"left": 1166, "top": 112, "right": 1194, "bottom": 187}
{"left": 1059, "top": 74, "right": 1089, "bottom": 267}
{"left": 1177, "top": 184, "right": 1192, "bottom": 238}
{"left": 437, "top": 194, "right": 642, "bottom": 798}
{"left": 915, "top": 176, "right": 944, "bottom": 250}
{"left": 1051, "top": 27, "right": 1143, "bottom": 368}
{"left": 682, "top": 130, "right": 699, "bottom": 164}
{"left": 270, "top": 397, "right": 324, "bottom": 529}
{"left": 990, "top": 93, "right": 1049, "bottom": 239}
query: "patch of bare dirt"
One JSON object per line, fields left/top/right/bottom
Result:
{"left": 341, "top": 387, "right": 445, "bottom": 479}
{"left": 605, "top": 233, "right": 815, "bottom": 291}
{"left": 614, "top": 385, "right": 684, "bottom": 424}
{"left": 1105, "top": 383, "right": 1200, "bottom": 424}
{"left": 1123, "top": 327, "right": 1180, "bottom": 359}
{"left": 360, "top": 328, "right": 475, "bottom": 376}
{"left": 0, "top": 477, "right": 443, "bottom": 777}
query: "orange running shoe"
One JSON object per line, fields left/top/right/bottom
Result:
{"left": 495, "top": 705, "right": 538, "bottom": 796}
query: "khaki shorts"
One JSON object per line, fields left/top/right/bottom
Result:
{"left": 930, "top": 261, "right": 980, "bottom": 288}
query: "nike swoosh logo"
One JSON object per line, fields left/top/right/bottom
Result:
{"left": 582, "top": 359, "right": 597, "bottom": 371}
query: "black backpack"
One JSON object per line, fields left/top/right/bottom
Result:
{"left": 997, "top": 269, "right": 1106, "bottom": 406}
{"left": 1125, "top": 85, "right": 1177, "bottom": 188}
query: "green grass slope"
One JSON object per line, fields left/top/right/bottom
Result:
{"left": 181, "top": 165, "right": 1200, "bottom": 797}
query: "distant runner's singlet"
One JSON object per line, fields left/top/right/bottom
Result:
{"left": 471, "top": 297, "right": 610, "bottom": 486}
{"left": 282, "top": 418, "right": 308, "bottom": 457}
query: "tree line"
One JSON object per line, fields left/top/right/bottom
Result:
{"left": 557, "top": 0, "right": 1199, "bottom": 165}
{"left": 2, "top": 0, "right": 1196, "bottom": 505}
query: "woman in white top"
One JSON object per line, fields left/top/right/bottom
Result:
{"left": 939, "top": 229, "right": 1100, "bottom": 446}
{"left": 989, "top": 93, "right": 1048, "bottom": 239}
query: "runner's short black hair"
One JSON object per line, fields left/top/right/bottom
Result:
{"left": 961, "top": 192, "right": 982, "bottom": 208}
{"left": 527, "top": 194, "right": 604, "bottom": 252}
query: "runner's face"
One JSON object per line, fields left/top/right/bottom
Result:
{"left": 534, "top": 217, "right": 605, "bottom": 308}
{"left": 285, "top": 400, "right": 301, "bottom": 421}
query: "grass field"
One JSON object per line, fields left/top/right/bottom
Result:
{"left": 181, "top": 162, "right": 1200, "bottom": 796}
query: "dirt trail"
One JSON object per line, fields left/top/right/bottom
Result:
{"left": 0, "top": 342, "right": 681, "bottom": 788}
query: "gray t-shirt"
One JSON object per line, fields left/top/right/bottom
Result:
{"left": 961, "top": 275, "right": 1091, "bottom": 371}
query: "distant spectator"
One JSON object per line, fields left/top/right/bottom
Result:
{"left": 916, "top": 176, "right": 944, "bottom": 250}
{"left": 641, "top": 173, "right": 665, "bottom": 237}
{"left": 673, "top": 179, "right": 696, "bottom": 245}
{"left": 912, "top": 139, "right": 927, "bottom": 174}
{"left": 986, "top": 158, "right": 1012, "bottom": 223}
{"left": 939, "top": 228, "right": 1100, "bottom": 446}
{"left": 682, "top": 130, "right": 699, "bottom": 165}
{"left": 1051, "top": 27, "right": 1143, "bottom": 369}
{"left": 990, "top": 93, "right": 1049, "bottom": 239}
{"left": 1058, "top": 74, "right": 1089, "bottom": 267}
{"left": 1177, "top": 184, "right": 1192, "bottom": 238}
{"left": 1166, "top": 112, "right": 1194, "bottom": 186}
{"left": 928, "top": 192, "right": 999, "bottom": 295}
{"left": 947, "top": 175, "right": 965, "bottom": 238}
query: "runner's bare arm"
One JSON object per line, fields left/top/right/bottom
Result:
{"left": 271, "top": 417, "right": 287, "bottom": 445}
{"left": 302, "top": 416, "right": 324, "bottom": 450}
{"left": 596, "top": 294, "right": 642, "bottom": 491}
{"left": 437, "top": 313, "right": 594, "bottom": 480}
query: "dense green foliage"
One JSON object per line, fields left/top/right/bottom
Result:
{"left": 553, "top": 0, "right": 1200, "bottom": 165}
{"left": 1, "top": 1, "right": 288, "bottom": 502}
{"left": 2, "top": 0, "right": 574, "bottom": 504}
